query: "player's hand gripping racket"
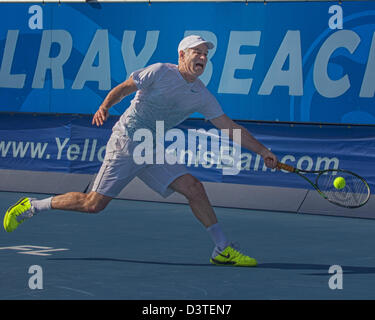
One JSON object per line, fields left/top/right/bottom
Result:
{"left": 276, "top": 162, "right": 370, "bottom": 208}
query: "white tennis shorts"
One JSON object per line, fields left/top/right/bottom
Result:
{"left": 92, "top": 133, "right": 188, "bottom": 198}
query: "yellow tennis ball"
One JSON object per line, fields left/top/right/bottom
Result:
{"left": 333, "top": 177, "right": 346, "bottom": 190}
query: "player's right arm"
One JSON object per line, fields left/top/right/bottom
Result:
{"left": 92, "top": 76, "right": 138, "bottom": 127}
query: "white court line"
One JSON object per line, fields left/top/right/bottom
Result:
{"left": 0, "top": 245, "right": 69, "bottom": 256}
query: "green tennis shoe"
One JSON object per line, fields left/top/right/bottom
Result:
{"left": 3, "top": 198, "right": 35, "bottom": 232}
{"left": 210, "top": 244, "right": 257, "bottom": 267}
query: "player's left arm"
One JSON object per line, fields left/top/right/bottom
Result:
{"left": 210, "top": 114, "right": 278, "bottom": 169}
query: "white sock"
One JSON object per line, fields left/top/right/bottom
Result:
{"left": 207, "top": 223, "right": 229, "bottom": 251}
{"left": 30, "top": 197, "right": 52, "bottom": 213}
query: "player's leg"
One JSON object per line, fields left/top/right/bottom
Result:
{"left": 3, "top": 191, "right": 112, "bottom": 232}
{"left": 138, "top": 165, "right": 256, "bottom": 266}
{"left": 169, "top": 174, "right": 229, "bottom": 248}
{"left": 3, "top": 156, "right": 122, "bottom": 233}
{"left": 168, "top": 173, "right": 217, "bottom": 228}
{"left": 169, "top": 174, "right": 257, "bottom": 267}
{"left": 139, "top": 166, "right": 227, "bottom": 245}
{"left": 51, "top": 191, "right": 112, "bottom": 213}
{"left": 3, "top": 134, "right": 141, "bottom": 232}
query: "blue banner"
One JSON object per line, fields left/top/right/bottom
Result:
{"left": 0, "top": 2, "right": 375, "bottom": 124}
{"left": 0, "top": 113, "right": 374, "bottom": 192}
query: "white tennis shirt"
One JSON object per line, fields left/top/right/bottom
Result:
{"left": 112, "top": 63, "right": 224, "bottom": 138}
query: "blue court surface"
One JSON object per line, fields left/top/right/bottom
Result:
{"left": 1, "top": 191, "right": 375, "bottom": 301}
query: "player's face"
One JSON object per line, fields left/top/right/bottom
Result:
{"left": 180, "top": 43, "right": 208, "bottom": 80}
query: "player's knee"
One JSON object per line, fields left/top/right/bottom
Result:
{"left": 85, "top": 195, "right": 108, "bottom": 214}
{"left": 86, "top": 203, "right": 104, "bottom": 214}
{"left": 184, "top": 177, "right": 206, "bottom": 201}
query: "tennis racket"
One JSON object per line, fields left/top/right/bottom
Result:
{"left": 276, "top": 162, "right": 370, "bottom": 208}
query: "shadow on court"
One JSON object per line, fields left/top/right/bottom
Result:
{"left": 48, "top": 257, "right": 375, "bottom": 275}
{"left": 49, "top": 257, "right": 212, "bottom": 267}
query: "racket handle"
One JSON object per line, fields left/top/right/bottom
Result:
{"left": 276, "top": 162, "right": 296, "bottom": 172}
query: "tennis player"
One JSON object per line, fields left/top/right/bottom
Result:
{"left": 3, "top": 35, "right": 277, "bottom": 267}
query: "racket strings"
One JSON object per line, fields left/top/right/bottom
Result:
{"left": 317, "top": 172, "right": 370, "bottom": 207}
